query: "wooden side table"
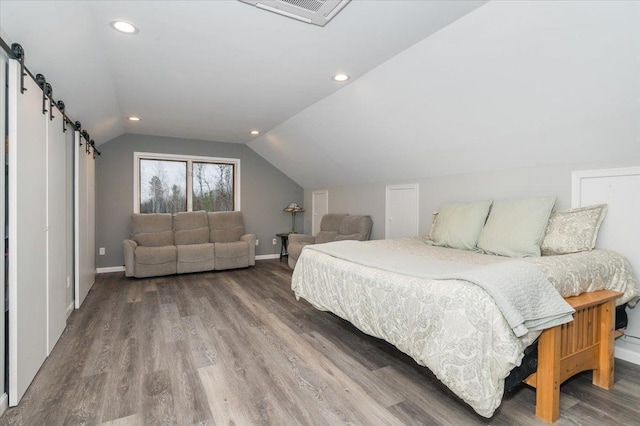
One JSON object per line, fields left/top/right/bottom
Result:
{"left": 276, "top": 233, "right": 290, "bottom": 261}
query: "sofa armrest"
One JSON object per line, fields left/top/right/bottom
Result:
{"left": 240, "top": 234, "right": 256, "bottom": 266}
{"left": 288, "top": 234, "right": 315, "bottom": 245}
{"left": 123, "top": 239, "right": 138, "bottom": 277}
{"left": 288, "top": 234, "right": 316, "bottom": 265}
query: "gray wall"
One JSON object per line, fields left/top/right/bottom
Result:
{"left": 96, "top": 133, "right": 303, "bottom": 268}
{"left": 304, "top": 157, "right": 640, "bottom": 240}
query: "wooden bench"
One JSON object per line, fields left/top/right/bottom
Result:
{"left": 523, "top": 289, "right": 621, "bottom": 423}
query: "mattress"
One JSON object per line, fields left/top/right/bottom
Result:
{"left": 291, "top": 237, "right": 639, "bottom": 418}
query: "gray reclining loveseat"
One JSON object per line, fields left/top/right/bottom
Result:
{"left": 123, "top": 210, "right": 255, "bottom": 278}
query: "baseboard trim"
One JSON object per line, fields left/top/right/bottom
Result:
{"left": 66, "top": 301, "right": 75, "bottom": 318}
{"left": 0, "top": 392, "right": 8, "bottom": 415}
{"left": 96, "top": 266, "right": 126, "bottom": 274}
{"left": 255, "top": 254, "right": 280, "bottom": 260}
{"left": 615, "top": 339, "right": 640, "bottom": 365}
{"left": 97, "top": 258, "right": 281, "bottom": 271}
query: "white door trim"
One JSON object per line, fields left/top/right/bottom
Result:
{"left": 385, "top": 183, "right": 419, "bottom": 239}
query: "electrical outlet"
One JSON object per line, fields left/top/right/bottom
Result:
{"left": 272, "top": 238, "right": 277, "bottom": 245}
{"left": 99, "top": 247, "right": 106, "bottom": 255}
{"left": 255, "top": 239, "right": 259, "bottom": 246}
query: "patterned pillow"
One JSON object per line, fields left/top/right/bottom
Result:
{"left": 541, "top": 204, "right": 608, "bottom": 256}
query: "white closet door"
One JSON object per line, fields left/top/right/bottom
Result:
{"left": 8, "top": 61, "right": 48, "bottom": 406}
{"left": 312, "top": 190, "right": 328, "bottom": 236}
{"left": 46, "top": 106, "right": 68, "bottom": 353}
{"left": 385, "top": 184, "right": 419, "bottom": 239}
{"left": 74, "top": 133, "right": 95, "bottom": 309}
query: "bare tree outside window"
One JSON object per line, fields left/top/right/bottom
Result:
{"left": 192, "top": 162, "right": 234, "bottom": 212}
{"left": 140, "top": 159, "right": 187, "bottom": 213}
{"left": 136, "top": 154, "right": 238, "bottom": 214}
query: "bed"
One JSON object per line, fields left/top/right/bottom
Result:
{"left": 291, "top": 236, "right": 639, "bottom": 421}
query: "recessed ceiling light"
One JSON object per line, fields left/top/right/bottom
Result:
{"left": 332, "top": 73, "right": 350, "bottom": 82}
{"left": 110, "top": 20, "right": 139, "bottom": 35}
{"left": 250, "top": 130, "right": 260, "bottom": 135}
{"left": 128, "top": 116, "right": 141, "bottom": 122}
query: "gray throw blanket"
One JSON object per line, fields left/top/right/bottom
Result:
{"left": 306, "top": 240, "right": 575, "bottom": 337}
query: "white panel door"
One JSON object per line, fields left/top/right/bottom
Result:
{"left": 75, "top": 133, "right": 95, "bottom": 309}
{"left": 573, "top": 168, "right": 640, "bottom": 340}
{"left": 8, "top": 61, "right": 48, "bottom": 406}
{"left": 46, "top": 106, "right": 68, "bottom": 353}
{"left": 312, "top": 190, "right": 328, "bottom": 236}
{"left": 385, "top": 184, "right": 419, "bottom": 239}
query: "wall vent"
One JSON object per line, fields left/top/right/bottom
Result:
{"left": 238, "top": 0, "right": 351, "bottom": 27}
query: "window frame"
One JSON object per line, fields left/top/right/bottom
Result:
{"left": 133, "top": 151, "right": 241, "bottom": 214}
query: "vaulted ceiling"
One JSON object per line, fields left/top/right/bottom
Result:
{"left": 0, "top": 0, "right": 485, "bottom": 144}
{"left": 3, "top": 1, "right": 638, "bottom": 190}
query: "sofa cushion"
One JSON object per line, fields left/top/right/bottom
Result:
{"left": 315, "top": 231, "right": 339, "bottom": 244}
{"left": 135, "top": 245, "right": 177, "bottom": 265}
{"left": 131, "top": 213, "right": 174, "bottom": 247}
{"left": 320, "top": 214, "right": 349, "bottom": 232}
{"left": 208, "top": 211, "right": 245, "bottom": 243}
{"left": 133, "top": 231, "right": 174, "bottom": 247}
{"left": 215, "top": 241, "right": 249, "bottom": 258}
{"left": 174, "top": 211, "right": 209, "bottom": 245}
{"left": 177, "top": 243, "right": 215, "bottom": 274}
{"left": 214, "top": 241, "right": 249, "bottom": 270}
{"left": 338, "top": 215, "right": 373, "bottom": 241}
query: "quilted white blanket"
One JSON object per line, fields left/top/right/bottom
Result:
{"left": 291, "top": 237, "right": 639, "bottom": 418}
{"left": 309, "top": 240, "right": 575, "bottom": 337}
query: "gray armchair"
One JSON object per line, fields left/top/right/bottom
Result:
{"left": 288, "top": 214, "right": 373, "bottom": 269}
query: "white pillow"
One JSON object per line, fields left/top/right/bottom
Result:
{"left": 477, "top": 197, "right": 556, "bottom": 257}
{"left": 427, "top": 201, "right": 492, "bottom": 250}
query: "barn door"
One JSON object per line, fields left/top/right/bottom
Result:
{"left": 74, "top": 131, "right": 96, "bottom": 309}
{"left": 8, "top": 59, "right": 49, "bottom": 406}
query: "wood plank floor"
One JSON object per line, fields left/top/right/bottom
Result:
{"left": 2, "top": 259, "right": 640, "bottom": 425}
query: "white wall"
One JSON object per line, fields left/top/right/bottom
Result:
{"left": 304, "top": 158, "right": 640, "bottom": 240}
{"left": 251, "top": 1, "right": 640, "bottom": 189}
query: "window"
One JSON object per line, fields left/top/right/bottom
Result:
{"left": 134, "top": 152, "right": 240, "bottom": 214}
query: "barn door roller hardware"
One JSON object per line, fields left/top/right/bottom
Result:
{"left": 11, "top": 43, "right": 27, "bottom": 93}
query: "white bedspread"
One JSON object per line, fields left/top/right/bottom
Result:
{"left": 310, "top": 240, "right": 575, "bottom": 337}
{"left": 291, "top": 237, "right": 639, "bottom": 418}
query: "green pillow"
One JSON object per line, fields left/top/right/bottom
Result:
{"left": 477, "top": 197, "right": 556, "bottom": 257}
{"left": 428, "top": 201, "right": 492, "bottom": 250}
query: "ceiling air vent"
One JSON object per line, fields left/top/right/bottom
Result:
{"left": 239, "top": 0, "right": 351, "bottom": 27}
